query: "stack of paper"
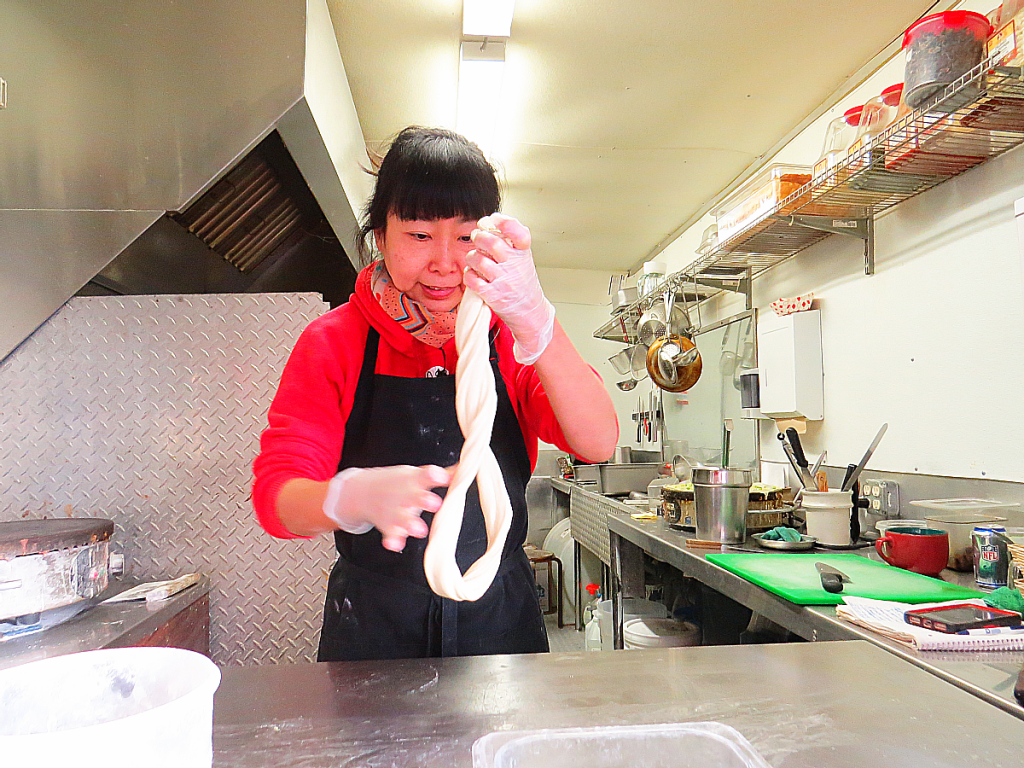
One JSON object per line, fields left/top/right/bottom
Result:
{"left": 836, "top": 596, "right": 1024, "bottom": 652}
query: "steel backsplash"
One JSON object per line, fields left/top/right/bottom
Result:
{"left": 0, "top": 293, "right": 335, "bottom": 666}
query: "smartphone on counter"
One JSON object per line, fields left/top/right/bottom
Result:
{"left": 904, "top": 603, "right": 1023, "bottom": 634}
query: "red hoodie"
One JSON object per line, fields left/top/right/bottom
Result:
{"left": 252, "top": 265, "right": 576, "bottom": 539}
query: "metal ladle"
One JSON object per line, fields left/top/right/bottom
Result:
{"left": 616, "top": 378, "right": 638, "bottom": 391}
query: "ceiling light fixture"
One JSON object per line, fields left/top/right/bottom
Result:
{"left": 457, "top": 1, "right": 515, "bottom": 158}
{"left": 462, "top": 0, "right": 515, "bottom": 38}
{"left": 456, "top": 39, "right": 506, "bottom": 158}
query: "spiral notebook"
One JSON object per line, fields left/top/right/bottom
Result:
{"left": 836, "top": 596, "right": 1024, "bottom": 652}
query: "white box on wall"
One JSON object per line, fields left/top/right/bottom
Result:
{"left": 756, "top": 309, "right": 823, "bottom": 420}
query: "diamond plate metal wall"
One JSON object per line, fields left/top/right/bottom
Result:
{"left": 0, "top": 293, "right": 336, "bottom": 667}
{"left": 569, "top": 488, "right": 612, "bottom": 566}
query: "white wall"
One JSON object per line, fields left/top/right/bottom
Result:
{"left": 538, "top": 267, "right": 661, "bottom": 454}
{"left": 650, "top": 0, "right": 1024, "bottom": 482}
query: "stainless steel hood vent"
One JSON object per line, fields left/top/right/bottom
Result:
{"left": 173, "top": 144, "right": 305, "bottom": 275}
{"left": 0, "top": 0, "right": 372, "bottom": 362}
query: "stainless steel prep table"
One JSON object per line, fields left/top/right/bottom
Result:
{"left": 0, "top": 576, "right": 211, "bottom": 671}
{"left": 212, "top": 640, "right": 1024, "bottom": 767}
{"left": 605, "top": 505, "right": 1024, "bottom": 719}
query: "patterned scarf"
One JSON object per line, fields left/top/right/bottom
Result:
{"left": 370, "top": 261, "right": 459, "bottom": 348}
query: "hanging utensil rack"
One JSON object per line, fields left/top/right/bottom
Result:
{"left": 596, "top": 58, "right": 1024, "bottom": 344}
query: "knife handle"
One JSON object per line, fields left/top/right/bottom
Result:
{"left": 786, "top": 428, "right": 809, "bottom": 467}
{"left": 820, "top": 572, "right": 844, "bottom": 593}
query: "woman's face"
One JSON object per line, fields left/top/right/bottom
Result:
{"left": 375, "top": 214, "right": 477, "bottom": 313}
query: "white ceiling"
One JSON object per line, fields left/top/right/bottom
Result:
{"left": 328, "top": 0, "right": 941, "bottom": 272}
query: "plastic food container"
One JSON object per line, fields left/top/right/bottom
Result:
{"left": 472, "top": 721, "right": 772, "bottom": 768}
{"left": 876, "top": 518, "right": 929, "bottom": 535}
{"left": 801, "top": 490, "right": 851, "bottom": 547}
{"left": 902, "top": 11, "right": 992, "bottom": 109}
{"left": 0, "top": 646, "right": 221, "bottom": 768}
{"left": 910, "top": 498, "right": 1018, "bottom": 572}
{"left": 854, "top": 85, "right": 904, "bottom": 151}
{"left": 986, "top": 5, "right": 1024, "bottom": 67}
{"left": 624, "top": 617, "right": 700, "bottom": 649}
{"left": 714, "top": 163, "right": 812, "bottom": 244}
{"left": 637, "top": 260, "right": 666, "bottom": 297}
{"left": 813, "top": 105, "right": 864, "bottom": 187}
{"left": 596, "top": 597, "right": 667, "bottom": 651}
{"left": 884, "top": 94, "right": 990, "bottom": 176}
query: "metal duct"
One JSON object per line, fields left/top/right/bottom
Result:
{"left": 0, "top": 0, "right": 371, "bottom": 361}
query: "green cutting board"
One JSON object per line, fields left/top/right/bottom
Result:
{"left": 705, "top": 553, "right": 986, "bottom": 605}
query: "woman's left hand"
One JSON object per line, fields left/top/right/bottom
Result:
{"left": 465, "top": 213, "right": 555, "bottom": 365}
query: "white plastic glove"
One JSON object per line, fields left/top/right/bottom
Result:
{"left": 322, "top": 465, "right": 451, "bottom": 552}
{"left": 465, "top": 213, "right": 556, "bottom": 365}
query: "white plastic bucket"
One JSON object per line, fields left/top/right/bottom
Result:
{"left": 0, "top": 646, "right": 221, "bottom": 767}
{"left": 624, "top": 617, "right": 700, "bottom": 649}
{"left": 801, "top": 490, "right": 851, "bottom": 546}
{"left": 597, "top": 598, "right": 667, "bottom": 650}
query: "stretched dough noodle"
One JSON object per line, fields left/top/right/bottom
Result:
{"left": 422, "top": 287, "right": 513, "bottom": 601}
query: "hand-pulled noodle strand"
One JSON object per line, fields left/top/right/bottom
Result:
{"left": 422, "top": 288, "right": 513, "bottom": 601}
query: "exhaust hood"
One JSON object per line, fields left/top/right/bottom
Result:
{"left": 0, "top": 0, "right": 372, "bottom": 362}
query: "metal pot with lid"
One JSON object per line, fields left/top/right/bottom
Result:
{"left": 0, "top": 518, "right": 117, "bottom": 635}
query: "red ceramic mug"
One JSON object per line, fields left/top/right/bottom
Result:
{"left": 875, "top": 526, "right": 949, "bottom": 577}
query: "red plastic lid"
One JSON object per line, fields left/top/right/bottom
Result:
{"left": 585, "top": 583, "right": 600, "bottom": 596}
{"left": 881, "top": 83, "right": 904, "bottom": 106}
{"left": 843, "top": 105, "right": 865, "bottom": 125}
{"left": 903, "top": 11, "right": 992, "bottom": 49}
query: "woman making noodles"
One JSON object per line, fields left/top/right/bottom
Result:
{"left": 253, "top": 126, "right": 618, "bottom": 661}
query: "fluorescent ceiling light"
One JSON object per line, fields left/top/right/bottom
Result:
{"left": 463, "top": 0, "right": 515, "bottom": 38}
{"left": 456, "top": 40, "right": 506, "bottom": 158}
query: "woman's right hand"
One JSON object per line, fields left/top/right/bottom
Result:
{"left": 322, "top": 465, "right": 451, "bottom": 552}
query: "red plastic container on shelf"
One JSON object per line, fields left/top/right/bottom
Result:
{"left": 902, "top": 11, "right": 992, "bottom": 108}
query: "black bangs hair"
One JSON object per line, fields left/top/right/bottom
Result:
{"left": 358, "top": 126, "right": 501, "bottom": 263}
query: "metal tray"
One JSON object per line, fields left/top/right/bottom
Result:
{"left": 752, "top": 533, "right": 817, "bottom": 551}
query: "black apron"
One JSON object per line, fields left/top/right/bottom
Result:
{"left": 316, "top": 327, "right": 549, "bottom": 661}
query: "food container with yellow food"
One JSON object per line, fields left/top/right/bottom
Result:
{"left": 714, "top": 164, "right": 812, "bottom": 245}
{"left": 661, "top": 481, "right": 787, "bottom": 531}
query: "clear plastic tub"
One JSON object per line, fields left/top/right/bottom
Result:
{"left": 855, "top": 85, "right": 904, "bottom": 147}
{"left": 0, "top": 646, "right": 221, "bottom": 768}
{"left": 902, "top": 11, "right": 992, "bottom": 109}
{"left": 597, "top": 597, "right": 667, "bottom": 651}
{"left": 714, "top": 164, "right": 812, "bottom": 244}
{"left": 813, "top": 105, "right": 864, "bottom": 187}
{"left": 472, "top": 721, "right": 772, "bottom": 768}
{"left": 624, "top": 617, "right": 700, "bottom": 649}
{"left": 910, "top": 498, "right": 1018, "bottom": 572}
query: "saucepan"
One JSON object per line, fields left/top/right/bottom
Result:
{"left": 647, "top": 335, "right": 702, "bottom": 392}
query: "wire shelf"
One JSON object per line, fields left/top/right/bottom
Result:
{"left": 595, "top": 59, "right": 1024, "bottom": 342}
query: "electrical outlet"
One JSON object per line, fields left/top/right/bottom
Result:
{"left": 860, "top": 478, "right": 899, "bottom": 518}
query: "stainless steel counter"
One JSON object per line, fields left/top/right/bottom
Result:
{"left": 0, "top": 576, "right": 211, "bottom": 670}
{"left": 604, "top": 505, "right": 1024, "bottom": 719}
{"left": 213, "top": 640, "right": 1024, "bottom": 767}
